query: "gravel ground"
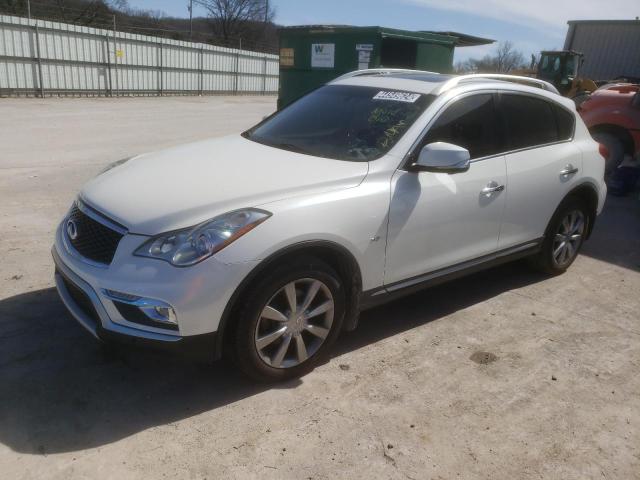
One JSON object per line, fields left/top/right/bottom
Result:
{"left": 1, "top": 96, "right": 639, "bottom": 480}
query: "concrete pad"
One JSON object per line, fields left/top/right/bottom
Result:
{"left": 0, "top": 96, "right": 639, "bottom": 480}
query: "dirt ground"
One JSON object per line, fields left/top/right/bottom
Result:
{"left": 1, "top": 96, "right": 639, "bottom": 480}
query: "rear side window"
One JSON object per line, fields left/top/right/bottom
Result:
{"left": 554, "top": 106, "right": 575, "bottom": 140}
{"left": 421, "top": 94, "right": 501, "bottom": 159}
{"left": 499, "top": 94, "right": 558, "bottom": 149}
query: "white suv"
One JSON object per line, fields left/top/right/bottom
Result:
{"left": 53, "top": 71, "right": 607, "bottom": 381}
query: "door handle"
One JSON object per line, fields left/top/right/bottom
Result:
{"left": 560, "top": 164, "right": 579, "bottom": 176}
{"left": 481, "top": 182, "right": 505, "bottom": 196}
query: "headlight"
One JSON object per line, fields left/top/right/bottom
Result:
{"left": 134, "top": 209, "right": 271, "bottom": 267}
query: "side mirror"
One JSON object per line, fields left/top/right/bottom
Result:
{"left": 410, "top": 142, "right": 471, "bottom": 173}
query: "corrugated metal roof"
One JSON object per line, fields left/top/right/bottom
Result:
{"left": 564, "top": 20, "right": 640, "bottom": 80}
{"left": 424, "top": 31, "right": 495, "bottom": 47}
{"left": 567, "top": 20, "right": 640, "bottom": 25}
{"left": 278, "top": 25, "right": 474, "bottom": 46}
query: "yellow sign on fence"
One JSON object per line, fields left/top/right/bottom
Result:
{"left": 115, "top": 49, "right": 124, "bottom": 58}
{"left": 279, "top": 48, "right": 294, "bottom": 67}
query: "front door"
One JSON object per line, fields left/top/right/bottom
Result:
{"left": 385, "top": 93, "right": 507, "bottom": 286}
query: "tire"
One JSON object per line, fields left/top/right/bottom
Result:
{"left": 592, "top": 132, "right": 625, "bottom": 176}
{"left": 529, "top": 197, "right": 590, "bottom": 274}
{"left": 231, "top": 256, "right": 345, "bottom": 382}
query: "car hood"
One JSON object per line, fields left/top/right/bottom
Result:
{"left": 81, "top": 135, "right": 369, "bottom": 235}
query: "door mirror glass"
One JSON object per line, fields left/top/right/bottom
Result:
{"left": 411, "top": 142, "right": 471, "bottom": 173}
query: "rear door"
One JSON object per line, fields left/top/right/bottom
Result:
{"left": 496, "top": 93, "right": 581, "bottom": 249}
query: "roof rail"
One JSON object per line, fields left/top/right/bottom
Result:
{"left": 332, "top": 68, "right": 438, "bottom": 82}
{"left": 438, "top": 74, "right": 560, "bottom": 95}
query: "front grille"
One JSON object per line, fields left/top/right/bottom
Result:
{"left": 66, "top": 203, "right": 124, "bottom": 265}
{"left": 59, "top": 274, "right": 101, "bottom": 326}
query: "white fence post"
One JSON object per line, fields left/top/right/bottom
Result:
{"left": 33, "top": 21, "right": 45, "bottom": 97}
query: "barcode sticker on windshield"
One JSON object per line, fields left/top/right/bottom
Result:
{"left": 373, "top": 91, "right": 421, "bottom": 103}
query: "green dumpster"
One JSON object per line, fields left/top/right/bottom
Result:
{"left": 277, "top": 25, "right": 458, "bottom": 109}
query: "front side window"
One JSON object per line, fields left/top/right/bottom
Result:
{"left": 420, "top": 94, "right": 501, "bottom": 160}
{"left": 540, "top": 55, "right": 561, "bottom": 75}
{"left": 243, "top": 85, "right": 434, "bottom": 162}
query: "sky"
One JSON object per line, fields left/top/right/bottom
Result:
{"left": 127, "top": 0, "right": 639, "bottom": 63}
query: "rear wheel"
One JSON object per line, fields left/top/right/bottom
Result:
{"left": 232, "top": 257, "right": 345, "bottom": 382}
{"left": 529, "top": 198, "right": 589, "bottom": 274}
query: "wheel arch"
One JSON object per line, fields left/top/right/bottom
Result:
{"left": 562, "top": 182, "right": 600, "bottom": 239}
{"left": 213, "top": 240, "right": 363, "bottom": 360}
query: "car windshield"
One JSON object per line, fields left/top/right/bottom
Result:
{"left": 243, "top": 85, "right": 434, "bottom": 161}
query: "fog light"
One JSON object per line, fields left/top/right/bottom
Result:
{"left": 102, "top": 289, "right": 178, "bottom": 327}
{"left": 149, "top": 305, "right": 178, "bottom": 324}
{"left": 137, "top": 304, "right": 177, "bottom": 326}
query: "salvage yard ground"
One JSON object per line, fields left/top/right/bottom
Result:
{"left": 1, "top": 96, "right": 639, "bottom": 479}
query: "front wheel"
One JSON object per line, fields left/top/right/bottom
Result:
{"left": 529, "top": 198, "right": 589, "bottom": 274}
{"left": 232, "top": 257, "right": 345, "bottom": 382}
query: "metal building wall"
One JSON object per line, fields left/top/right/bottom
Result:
{"left": 564, "top": 20, "right": 640, "bottom": 81}
{"left": 0, "top": 14, "right": 279, "bottom": 97}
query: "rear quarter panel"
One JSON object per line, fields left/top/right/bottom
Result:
{"left": 574, "top": 118, "right": 607, "bottom": 214}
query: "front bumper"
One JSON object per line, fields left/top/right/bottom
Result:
{"left": 52, "top": 220, "right": 257, "bottom": 357}
{"left": 54, "top": 253, "right": 217, "bottom": 357}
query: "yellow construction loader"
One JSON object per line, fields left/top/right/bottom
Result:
{"left": 536, "top": 50, "right": 598, "bottom": 101}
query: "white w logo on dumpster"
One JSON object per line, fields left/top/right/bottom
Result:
{"left": 311, "top": 44, "right": 334, "bottom": 68}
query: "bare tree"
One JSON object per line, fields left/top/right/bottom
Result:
{"left": 0, "top": 0, "right": 278, "bottom": 52}
{"left": 0, "top": 0, "right": 130, "bottom": 24}
{"left": 107, "top": 0, "right": 127, "bottom": 8}
{"left": 494, "top": 41, "right": 525, "bottom": 72}
{"left": 455, "top": 41, "right": 526, "bottom": 74}
{"left": 0, "top": 0, "right": 26, "bottom": 14}
{"left": 194, "top": 0, "right": 274, "bottom": 43}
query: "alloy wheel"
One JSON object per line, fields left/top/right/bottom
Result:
{"left": 552, "top": 210, "right": 585, "bottom": 268}
{"left": 254, "top": 278, "right": 334, "bottom": 369}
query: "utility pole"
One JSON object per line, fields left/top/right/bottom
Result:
{"left": 188, "top": 0, "right": 193, "bottom": 41}
{"left": 27, "top": 0, "right": 31, "bottom": 19}
{"left": 265, "top": 0, "right": 269, "bottom": 23}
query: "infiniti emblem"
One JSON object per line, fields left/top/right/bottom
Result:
{"left": 66, "top": 219, "right": 79, "bottom": 240}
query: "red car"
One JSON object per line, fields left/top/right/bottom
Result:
{"left": 578, "top": 83, "right": 640, "bottom": 174}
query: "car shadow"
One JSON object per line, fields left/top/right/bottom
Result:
{"left": 580, "top": 194, "right": 640, "bottom": 272}
{"left": 1, "top": 194, "right": 636, "bottom": 455}
{"left": 0, "top": 260, "right": 548, "bottom": 455}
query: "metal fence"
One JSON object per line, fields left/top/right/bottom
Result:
{"left": 0, "top": 14, "right": 279, "bottom": 97}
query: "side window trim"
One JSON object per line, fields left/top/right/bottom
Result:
{"left": 495, "top": 91, "right": 576, "bottom": 154}
{"left": 400, "top": 90, "right": 502, "bottom": 170}
{"left": 400, "top": 89, "right": 578, "bottom": 171}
